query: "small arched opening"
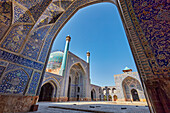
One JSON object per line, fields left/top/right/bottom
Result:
{"left": 108, "top": 95, "right": 112, "bottom": 101}
{"left": 131, "top": 89, "right": 140, "bottom": 101}
{"left": 112, "top": 88, "right": 116, "bottom": 93}
{"left": 91, "top": 89, "right": 96, "bottom": 101}
{"left": 67, "top": 77, "right": 71, "bottom": 101}
{"left": 99, "top": 95, "right": 101, "bottom": 101}
{"left": 113, "top": 95, "right": 118, "bottom": 101}
{"left": 39, "top": 83, "right": 54, "bottom": 101}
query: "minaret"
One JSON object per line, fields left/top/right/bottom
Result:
{"left": 86, "top": 51, "right": 90, "bottom": 63}
{"left": 59, "top": 35, "right": 71, "bottom": 76}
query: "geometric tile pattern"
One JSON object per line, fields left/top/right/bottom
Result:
{"left": 21, "top": 26, "right": 51, "bottom": 60}
{"left": 38, "top": 32, "right": 53, "bottom": 63}
{"left": 15, "top": 0, "right": 43, "bottom": 9}
{"left": 0, "top": 49, "right": 44, "bottom": 71}
{"left": 1, "top": 25, "right": 32, "bottom": 52}
{"left": 13, "top": 4, "right": 33, "bottom": 23}
{"left": 5, "top": 63, "right": 33, "bottom": 77}
{"left": 27, "top": 71, "right": 41, "bottom": 95}
{"left": 29, "top": 0, "right": 52, "bottom": 21}
{"left": 0, "top": 69, "right": 29, "bottom": 94}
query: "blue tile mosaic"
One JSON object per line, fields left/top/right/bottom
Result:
{"left": 27, "top": 71, "right": 41, "bottom": 95}
{"left": 29, "top": 0, "right": 52, "bottom": 21}
{"left": 0, "top": 49, "right": 44, "bottom": 70}
{"left": 0, "top": 66, "right": 5, "bottom": 78}
{"left": 1, "top": 25, "right": 32, "bottom": 53}
{"left": 5, "top": 63, "right": 33, "bottom": 77}
{"left": 0, "top": 1, "right": 12, "bottom": 41}
{"left": 13, "top": 4, "right": 33, "bottom": 23}
{"left": 0, "top": 69, "right": 29, "bottom": 94}
{"left": 22, "top": 26, "right": 50, "bottom": 60}
{"left": 0, "top": 60, "right": 8, "bottom": 66}
{"left": 38, "top": 34, "right": 53, "bottom": 63}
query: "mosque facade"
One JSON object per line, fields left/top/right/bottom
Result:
{"left": 40, "top": 36, "right": 146, "bottom": 103}
{"left": 39, "top": 36, "right": 103, "bottom": 102}
{"left": 102, "top": 67, "right": 146, "bottom": 102}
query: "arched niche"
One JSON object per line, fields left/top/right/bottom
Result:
{"left": 91, "top": 89, "right": 96, "bottom": 101}
{"left": 122, "top": 76, "right": 142, "bottom": 101}
{"left": 39, "top": 83, "right": 54, "bottom": 101}
{"left": 68, "top": 63, "right": 86, "bottom": 101}
{"left": 39, "top": 78, "right": 60, "bottom": 101}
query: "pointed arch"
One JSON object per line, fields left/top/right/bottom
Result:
{"left": 122, "top": 76, "right": 142, "bottom": 101}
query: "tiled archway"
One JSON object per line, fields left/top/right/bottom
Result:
{"left": 0, "top": 0, "right": 169, "bottom": 113}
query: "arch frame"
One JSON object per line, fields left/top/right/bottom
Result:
{"left": 38, "top": 1, "right": 154, "bottom": 109}
{"left": 41, "top": 77, "right": 61, "bottom": 99}
{"left": 122, "top": 76, "right": 144, "bottom": 102}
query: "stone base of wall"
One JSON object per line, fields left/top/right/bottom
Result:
{"left": 116, "top": 99, "right": 146, "bottom": 102}
{"left": 140, "top": 99, "right": 146, "bottom": 102}
{"left": 0, "top": 95, "right": 38, "bottom": 113}
{"left": 51, "top": 97, "right": 59, "bottom": 102}
{"left": 59, "top": 97, "right": 68, "bottom": 102}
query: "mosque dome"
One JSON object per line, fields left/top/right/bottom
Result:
{"left": 48, "top": 51, "right": 64, "bottom": 63}
{"left": 47, "top": 51, "right": 64, "bottom": 70}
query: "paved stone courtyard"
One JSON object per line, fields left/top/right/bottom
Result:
{"left": 25, "top": 101, "right": 150, "bottom": 113}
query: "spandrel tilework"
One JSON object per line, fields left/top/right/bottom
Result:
{"left": 1, "top": 25, "right": 32, "bottom": 52}
{"left": 29, "top": 0, "right": 52, "bottom": 21}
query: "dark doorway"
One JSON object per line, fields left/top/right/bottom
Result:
{"left": 131, "top": 89, "right": 140, "bottom": 101}
{"left": 91, "top": 89, "right": 96, "bottom": 101}
{"left": 99, "top": 95, "right": 101, "bottom": 101}
{"left": 39, "top": 83, "right": 53, "bottom": 101}
{"left": 91, "top": 91, "right": 94, "bottom": 101}
{"left": 77, "top": 95, "right": 79, "bottom": 101}
{"left": 67, "top": 77, "right": 71, "bottom": 101}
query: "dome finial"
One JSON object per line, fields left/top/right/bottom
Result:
{"left": 66, "top": 35, "right": 71, "bottom": 42}
{"left": 123, "top": 67, "right": 132, "bottom": 73}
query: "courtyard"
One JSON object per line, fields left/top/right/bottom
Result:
{"left": 27, "top": 101, "right": 149, "bottom": 113}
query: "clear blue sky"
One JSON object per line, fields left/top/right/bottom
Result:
{"left": 51, "top": 3, "right": 137, "bottom": 86}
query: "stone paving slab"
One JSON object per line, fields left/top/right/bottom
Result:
{"left": 24, "top": 101, "right": 150, "bottom": 113}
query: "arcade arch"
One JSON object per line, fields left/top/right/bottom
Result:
{"left": 113, "top": 95, "right": 118, "bottom": 101}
